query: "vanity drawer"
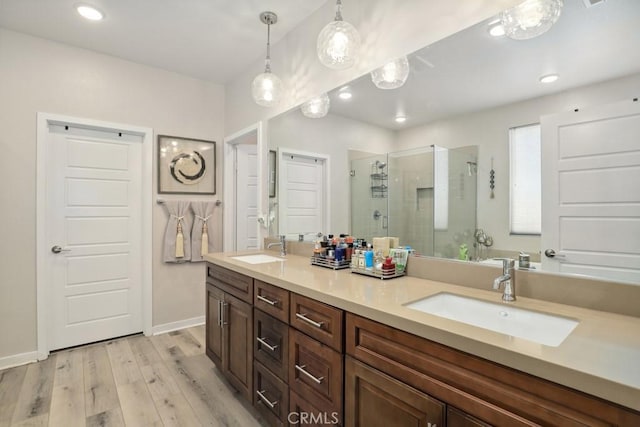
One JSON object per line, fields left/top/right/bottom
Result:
{"left": 254, "top": 361, "right": 289, "bottom": 427}
{"left": 254, "top": 280, "right": 289, "bottom": 323}
{"left": 206, "top": 263, "right": 253, "bottom": 303}
{"left": 254, "top": 309, "right": 289, "bottom": 382}
{"left": 290, "top": 293, "right": 343, "bottom": 351}
{"left": 289, "top": 390, "right": 341, "bottom": 427}
{"left": 289, "top": 328, "right": 343, "bottom": 419}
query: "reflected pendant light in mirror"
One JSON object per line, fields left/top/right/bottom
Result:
{"left": 301, "top": 93, "right": 330, "bottom": 118}
{"left": 500, "top": 0, "right": 563, "bottom": 40}
{"left": 317, "top": 0, "right": 361, "bottom": 70}
{"left": 371, "top": 56, "right": 410, "bottom": 89}
{"left": 252, "top": 12, "right": 283, "bottom": 107}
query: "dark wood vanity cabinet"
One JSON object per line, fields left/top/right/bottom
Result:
{"left": 205, "top": 265, "right": 253, "bottom": 401}
{"left": 346, "top": 313, "right": 640, "bottom": 427}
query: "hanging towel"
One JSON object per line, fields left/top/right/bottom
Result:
{"left": 162, "top": 201, "right": 193, "bottom": 263}
{"left": 191, "top": 201, "right": 216, "bottom": 262}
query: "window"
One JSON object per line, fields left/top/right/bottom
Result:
{"left": 509, "top": 124, "right": 541, "bottom": 235}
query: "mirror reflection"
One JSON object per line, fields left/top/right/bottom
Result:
{"left": 267, "top": 0, "right": 640, "bottom": 284}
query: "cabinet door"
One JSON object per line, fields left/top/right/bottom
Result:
{"left": 223, "top": 292, "right": 253, "bottom": 401}
{"left": 345, "top": 356, "right": 444, "bottom": 427}
{"left": 447, "top": 407, "right": 492, "bottom": 427}
{"left": 206, "top": 284, "right": 224, "bottom": 367}
{"left": 254, "top": 308, "right": 289, "bottom": 382}
{"left": 290, "top": 390, "right": 341, "bottom": 427}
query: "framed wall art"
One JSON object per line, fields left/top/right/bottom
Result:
{"left": 158, "top": 135, "right": 216, "bottom": 194}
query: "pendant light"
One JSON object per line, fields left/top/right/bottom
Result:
{"left": 301, "top": 93, "right": 330, "bottom": 118}
{"left": 371, "top": 56, "right": 410, "bottom": 90}
{"left": 252, "top": 12, "right": 283, "bottom": 107}
{"left": 317, "top": 0, "right": 361, "bottom": 70}
{"left": 500, "top": 0, "right": 563, "bottom": 40}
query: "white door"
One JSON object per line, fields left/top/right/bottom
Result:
{"left": 541, "top": 99, "right": 640, "bottom": 283}
{"left": 46, "top": 123, "right": 144, "bottom": 350}
{"left": 279, "top": 151, "right": 327, "bottom": 239}
{"left": 236, "top": 144, "right": 259, "bottom": 250}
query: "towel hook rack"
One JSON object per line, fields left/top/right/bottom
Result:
{"left": 156, "top": 198, "right": 222, "bottom": 206}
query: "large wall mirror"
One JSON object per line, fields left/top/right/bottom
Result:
{"left": 267, "top": 0, "right": 640, "bottom": 285}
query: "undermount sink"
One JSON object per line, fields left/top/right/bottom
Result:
{"left": 404, "top": 292, "right": 579, "bottom": 347}
{"left": 231, "top": 254, "right": 285, "bottom": 264}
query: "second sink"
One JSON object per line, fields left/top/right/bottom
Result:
{"left": 404, "top": 292, "right": 579, "bottom": 347}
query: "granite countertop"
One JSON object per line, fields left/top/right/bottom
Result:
{"left": 204, "top": 251, "right": 640, "bottom": 412}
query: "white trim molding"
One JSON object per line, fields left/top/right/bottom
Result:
{"left": 36, "top": 112, "right": 153, "bottom": 360}
{"left": 222, "top": 121, "right": 267, "bottom": 251}
{"left": 0, "top": 351, "right": 39, "bottom": 371}
{"left": 152, "top": 316, "right": 205, "bottom": 336}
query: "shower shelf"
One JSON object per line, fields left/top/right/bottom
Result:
{"left": 370, "top": 173, "right": 388, "bottom": 198}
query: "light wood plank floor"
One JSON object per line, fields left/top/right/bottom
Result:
{"left": 0, "top": 326, "right": 266, "bottom": 427}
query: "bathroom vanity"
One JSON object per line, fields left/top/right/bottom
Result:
{"left": 204, "top": 252, "right": 640, "bottom": 426}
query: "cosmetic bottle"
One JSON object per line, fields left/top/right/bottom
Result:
{"left": 364, "top": 244, "right": 374, "bottom": 270}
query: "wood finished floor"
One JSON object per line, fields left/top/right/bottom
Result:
{"left": 0, "top": 326, "right": 265, "bottom": 427}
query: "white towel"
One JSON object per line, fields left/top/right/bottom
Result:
{"left": 191, "top": 201, "right": 216, "bottom": 262}
{"left": 162, "top": 201, "right": 192, "bottom": 263}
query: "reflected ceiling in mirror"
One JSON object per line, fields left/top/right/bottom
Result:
{"left": 327, "top": 0, "right": 640, "bottom": 130}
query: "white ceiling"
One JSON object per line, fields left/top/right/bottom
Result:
{"left": 0, "top": 0, "right": 328, "bottom": 83}
{"left": 326, "top": 0, "right": 640, "bottom": 130}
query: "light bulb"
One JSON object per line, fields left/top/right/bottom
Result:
{"left": 500, "top": 0, "right": 563, "bottom": 40}
{"left": 371, "top": 56, "right": 410, "bottom": 90}
{"left": 317, "top": 21, "right": 360, "bottom": 70}
{"left": 301, "top": 93, "right": 330, "bottom": 118}
{"left": 252, "top": 72, "right": 283, "bottom": 107}
{"left": 76, "top": 4, "right": 104, "bottom": 21}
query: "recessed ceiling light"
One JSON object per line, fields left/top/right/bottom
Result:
{"left": 395, "top": 116, "right": 407, "bottom": 124}
{"left": 76, "top": 4, "right": 104, "bottom": 21}
{"left": 338, "top": 87, "right": 352, "bottom": 100}
{"left": 488, "top": 21, "right": 505, "bottom": 37}
{"left": 539, "top": 74, "right": 559, "bottom": 84}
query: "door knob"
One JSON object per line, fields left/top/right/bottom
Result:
{"left": 51, "top": 245, "right": 71, "bottom": 254}
{"left": 544, "top": 249, "right": 565, "bottom": 259}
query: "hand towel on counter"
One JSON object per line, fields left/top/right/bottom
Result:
{"left": 191, "top": 201, "right": 216, "bottom": 262}
{"left": 162, "top": 201, "right": 192, "bottom": 263}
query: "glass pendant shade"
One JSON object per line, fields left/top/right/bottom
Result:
{"left": 252, "top": 71, "right": 282, "bottom": 107}
{"left": 317, "top": 1, "right": 360, "bottom": 70}
{"left": 371, "top": 56, "right": 410, "bottom": 89}
{"left": 301, "top": 93, "right": 330, "bottom": 118}
{"left": 500, "top": 0, "right": 563, "bottom": 40}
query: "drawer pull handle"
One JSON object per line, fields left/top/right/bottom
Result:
{"left": 257, "top": 294, "right": 278, "bottom": 306}
{"left": 256, "top": 390, "right": 278, "bottom": 408}
{"left": 295, "top": 313, "right": 324, "bottom": 328}
{"left": 256, "top": 337, "right": 278, "bottom": 352}
{"left": 295, "top": 364, "right": 324, "bottom": 384}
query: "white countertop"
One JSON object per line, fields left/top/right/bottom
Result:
{"left": 204, "top": 251, "right": 640, "bottom": 412}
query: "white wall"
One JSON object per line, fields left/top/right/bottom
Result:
{"left": 0, "top": 29, "right": 225, "bottom": 359}
{"left": 224, "top": 0, "right": 521, "bottom": 135}
{"left": 269, "top": 111, "right": 395, "bottom": 234}
{"left": 395, "top": 73, "right": 640, "bottom": 255}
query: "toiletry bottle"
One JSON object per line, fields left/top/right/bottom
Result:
{"left": 364, "top": 244, "right": 374, "bottom": 270}
{"left": 357, "top": 249, "right": 365, "bottom": 269}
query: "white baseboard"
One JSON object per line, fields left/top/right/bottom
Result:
{"left": 0, "top": 351, "right": 38, "bottom": 370}
{"left": 152, "top": 315, "right": 205, "bottom": 335}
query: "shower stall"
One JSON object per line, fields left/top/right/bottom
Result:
{"left": 350, "top": 145, "right": 478, "bottom": 259}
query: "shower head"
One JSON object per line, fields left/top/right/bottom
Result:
{"left": 376, "top": 161, "right": 387, "bottom": 169}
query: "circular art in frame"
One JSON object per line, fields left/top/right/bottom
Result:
{"left": 158, "top": 135, "right": 216, "bottom": 194}
{"left": 169, "top": 151, "right": 206, "bottom": 184}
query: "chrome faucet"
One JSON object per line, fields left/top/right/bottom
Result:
{"left": 493, "top": 258, "right": 516, "bottom": 302}
{"left": 267, "top": 235, "right": 287, "bottom": 256}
